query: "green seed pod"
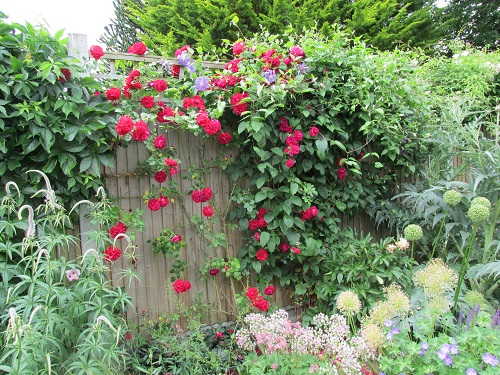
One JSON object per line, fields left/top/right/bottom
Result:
{"left": 443, "top": 190, "right": 462, "bottom": 206}
{"left": 404, "top": 224, "right": 423, "bottom": 241}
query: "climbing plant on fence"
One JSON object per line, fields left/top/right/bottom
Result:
{"left": 99, "top": 28, "right": 432, "bottom": 318}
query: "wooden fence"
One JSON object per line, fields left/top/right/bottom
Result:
{"left": 69, "top": 34, "right": 398, "bottom": 325}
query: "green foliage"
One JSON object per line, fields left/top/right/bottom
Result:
{"left": 0, "top": 14, "right": 117, "bottom": 207}
{"left": 115, "top": 0, "right": 443, "bottom": 54}
{"left": 99, "top": 0, "right": 142, "bottom": 52}
{"left": 0, "top": 177, "right": 136, "bottom": 374}
{"left": 440, "top": 0, "right": 500, "bottom": 49}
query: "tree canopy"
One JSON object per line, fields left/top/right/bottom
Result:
{"left": 100, "top": 0, "right": 447, "bottom": 54}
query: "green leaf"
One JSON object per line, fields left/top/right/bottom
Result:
{"left": 295, "top": 283, "right": 307, "bottom": 295}
{"left": 336, "top": 201, "right": 347, "bottom": 211}
{"left": 260, "top": 231, "right": 270, "bottom": 246}
{"left": 252, "top": 261, "right": 262, "bottom": 273}
{"left": 10, "top": 55, "right": 22, "bottom": 72}
{"left": 80, "top": 156, "right": 92, "bottom": 172}
{"left": 283, "top": 215, "right": 294, "bottom": 228}
{"left": 289, "top": 196, "right": 302, "bottom": 206}
{"left": 315, "top": 139, "right": 328, "bottom": 153}
{"left": 254, "top": 191, "right": 267, "bottom": 202}
{"left": 256, "top": 177, "right": 266, "bottom": 189}
{"left": 290, "top": 182, "right": 299, "bottom": 195}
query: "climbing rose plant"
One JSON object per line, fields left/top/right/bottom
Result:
{"left": 101, "top": 29, "right": 431, "bottom": 309}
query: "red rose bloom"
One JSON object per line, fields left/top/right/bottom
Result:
{"left": 294, "top": 130, "right": 303, "bottom": 142}
{"left": 209, "top": 268, "right": 220, "bottom": 276}
{"left": 58, "top": 68, "right": 71, "bottom": 82}
{"left": 254, "top": 232, "right": 260, "bottom": 241}
{"left": 141, "top": 96, "right": 155, "bottom": 109}
{"left": 196, "top": 112, "right": 211, "bottom": 127}
{"left": 159, "top": 195, "right": 169, "bottom": 207}
{"left": 202, "top": 206, "right": 214, "bottom": 217}
{"left": 104, "top": 246, "right": 121, "bottom": 261}
{"left": 106, "top": 87, "right": 121, "bottom": 101}
{"left": 257, "top": 208, "right": 267, "bottom": 218}
{"left": 116, "top": 115, "right": 134, "bottom": 136}
{"left": 165, "top": 158, "right": 178, "bottom": 168}
{"left": 157, "top": 107, "right": 175, "bottom": 123}
{"left": 231, "top": 92, "right": 249, "bottom": 115}
{"left": 245, "top": 287, "right": 259, "bottom": 301}
{"left": 154, "top": 135, "right": 167, "bottom": 149}
{"left": 233, "top": 41, "right": 245, "bottom": 56}
{"left": 109, "top": 221, "right": 127, "bottom": 238}
{"left": 256, "top": 249, "right": 268, "bottom": 261}
{"left": 129, "top": 41, "right": 147, "bottom": 55}
{"left": 286, "top": 159, "right": 295, "bottom": 168}
{"left": 154, "top": 171, "right": 167, "bottom": 183}
{"left": 279, "top": 118, "right": 293, "bottom": 133}
{"left": 292, "top": 246, "right": 301, "bottom": 255}
{"left": 90, "top": 45, "right": 105, "bottom": 60}
{"left": 132, "top": 120, "right": 150, "bottom": 141}
{"left": 257, "top": 217, "right": 267, "bottom": 228}
{"left": 309, "top": 126, "right": 319, "bottom": 137}
{"left": 248, "top": 219, "right": 260, "bottom": 231}
{"left": 225, "top": 59, "right": 241, "bottom": 73}
{"left": 148, "top": 198, "right": 161, "bottom": 211}
{"left": 170, "top": 64, "right": 181, "bottom": 77}
{"left": 337, "top": 167, "right": 347, "bottom": 180}
{"left": 152, "top": 79, "right": 168, "bottom": 92}
{"left": 290, "top": 46, "right": 305, "bottom": 58}
{"left": 264, "top": 285, "right": 275, "bottom": 296}
{"left": 280, "top": 242, "right": 290, "bottom": 252}
{"left": 171, "top": 235, "right": 182, "bottom": 242}
{"left": 253, "top": 296, "right": 269, "bottom": 312}
{"left": 217, "top": 132, "right": 232, "bottom": 145}
{"left": 201, "top": 187, "right": 212, "bottom": 202}
{"left": 172, "top": 279, "right": 191, "bottom": 293}
{"left": 204, "top": 120, "right": 221, "bottom": 136}
{"left": 174, "top": 44, "right": 190, "bottom": 57}
{"left": 191, "top": 190, "right": 203, "bottom": 203}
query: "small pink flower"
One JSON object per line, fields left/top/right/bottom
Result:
{"left": 286, "top": 159, "right": 295, "bottom": 168}
{"left": 216, "top": 331, "right": 224, "bottom": 339}
{"left": 292, "top": 246, "right": 301, "bottom": 255}
{"left": 66, "top": 269, "right": 80, "bottom": 281}
{"left": 309, "top": 126, "right": 319, "bottom": 137}
{"left": 171, "top": 235, "right": 182, "bottom": 242}
{"left": 254, "top": 232, "right": 260, "bottom": 241}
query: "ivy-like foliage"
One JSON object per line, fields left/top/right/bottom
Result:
{"left": 0, "top": 13, "right": 117, "bottom": 206}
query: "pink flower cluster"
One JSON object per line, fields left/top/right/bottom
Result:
{"left": 195, "top": 112, "right": 232, "bottom": 142}
{"left": 231, "top": 92, "right": 249, "bottom": 115}
{"left": 115, "top": 115, "right": 150, "bottom": 141}
{"left": 248, "top": 208, "right": 268, "bottom": 231}
{"left": 164, "top": 157, "right": 179, "bottom": 175}
{"left": 147, "top": 196, "right": 169, "bottom": 211}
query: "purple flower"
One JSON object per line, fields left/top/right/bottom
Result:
{"left": 194, "top": 76, "right": 210, "bottom": 91}
{"left": 437, "top": 350, "right": 447, "bottom": 361}
{"left": 386, "top": 332, "right": 394, "bottom": 340}
{"left": 391, "top": 327, "right": 400, "bottom": 335}
{"left": 466, "top": 368, "right": 477, "bottom": 375}
{"left": 443, "top": 355, "right": 453, "bottom": 366}
{"left": 297, "top": 62, "right": 308, "bottom": 74}
{"left": 482, "top": 353, "right": 499, "bottom": 366}
{"left": 449, "top": 343, "right": 458, "bottom": 355}
{"left": 177, "top": 52, "right": 191, "bottom": 66}
{"left": 384, "top": 319, "right": 393, "bottom": 327}
{"left": 421, "top": 342, "right": 430, "bottom": 350}
{"left": 492, "top": 309, "right": 500, "bottom": 329}
{"left": 264, "top": 70, "right": 276, "bottom": 84}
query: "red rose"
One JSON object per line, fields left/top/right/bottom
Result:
{"left": 191, "top": 190, "right": 202, "bottom": 203}
{"left": 172, "top": 279, "right": 191, "bottom": 293}
{"left": 233, "top": 41, "right": 245, "bottom": 56}
{"left": 106, "top": 87, "right": 121, "bottom": 101}
{"left": 225, "top": 59, "right": 241, "bottom": 73}
{"left": 285, "top": 159, "right": 295, "bottom": 168}
{"left": 170, "top": 64, "right": 181, "bottom": 77}
{"left": 256, "top": 249, "right": 268, "bottom": 261}
{"left": 141, "top": 96, "right": 155, "bottom": 109}
{"left": 90, "top": 45, "right": 105, "bottom": 60}
{"left": 279, "top": 118, "right": 292, "bottom": 133}
{"left": 292, "top": 246, "right": 301, "bottom": 255}
{"left": 148, "top": 198, "right": 161, "bottom": 211}
{"left": 309, "top": 126, "right": 319, "bottom": 137}
{"left": 257, "top": 217, "right": 267, "bottom": 228}
{"left": 171, "top": 235, "right": 182, "bottom": 242}
{"left": 154, "top": 171, "right": 167, "bottom": 183}
{"left": 129, "top": 41, "right": 147, "bottom": 55}
{"left": 159, "top": 195, "right": 169, "bottom": 207}
{"left": 245, "top": 287, "right": 259, "bottom": 301}
{"left": 264, "top": 285, "right": 275, "bottom": 296}
{"left": 104, "top": 246, "right": 121, "bottom": 261}
{"left": 125, "top": 332, "right": 131, "bottom": 340}
{"left": 164, "top": 158, "right": 178, "bottom": 169}
{"left": 58, "top": 68, "right": 71, "bottom": 82}
{"left": 174, "top": 44, "right": 190, "bottom": 57}
{"left": 254, "top": 232, "right": 260, "bottom": 241}
{"left": 253, "top": 296, "right": 269, "bottom": 312}
{"left": 196, "top": 112, "right": 211, "bottom": 127}
{"left": 248, "top": 219, "right": 260, "bottom": 231}
{"left": 202, "top": 206, "right": 214, "bottom": 217}
{"left": 337, "top": 167, "right": 347, "bottom": 180}
{"left": 157, "top": 107, "right": 175, "bottom": 123}
{"left": 290, "top": 45, "right": 305, "bottom": 58}
{"left": 294, "top": 130, "right": 303, "bottom": 142}
{"left": 217, "top": 132, "right": 232, "bottom": 145}
{"left": 231, "top": 92, "right": 248, "bottom": 115}
{"left": 201, "top": 187, "right": 212, "bottom": 202}
{"left": 209, "top": 268, "right": 219, "bottom": 276}
{"left": 116, "top": 115, "right": 134, "bottom": 136}
{"left": 152, "top": 79, "right": 167, "bottom": 92}
{"left": 109, "top": 222, "right": 127, "bottom": 238}
{"left": 205, "top": 120, "right": 221, "bottom": 136}
{"left": 280, "top": 242, "right": 290, "bottom": 252}
{"left": 132, "top": 120, "right": 150, "bottom": 141}
{"left": 357, "top": 152, "right": 365, "bottom": 160}
{"left": 154, "top": 135, "right": 167, "bottom": 149}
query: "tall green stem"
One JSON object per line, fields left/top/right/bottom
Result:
{"left": 430, "top": 207, "right": 448, "bottom": 259}
{"left": 453, "top": 223, "right": 479, "bottom": 311}
{"left": 408, "top": 242, "right": 415, "bottom": 299}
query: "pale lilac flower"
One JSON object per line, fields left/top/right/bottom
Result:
{"left": 66, "top": 269, "right": 80, "bottom": 281}
{"left": 483, "top": 353, "right": 499, "bottom": 366}
{"left": 177, "top": 52, "right": 191, "bottom": 66}
{"left": 421, "top": 342, "right": 429, "bottom": 350}
{"left": 443, "top": 355, "right": 453, "bottom": 366}
{"left": 309, "top": 364, "right": 319, "bottom": 373}
{"left": 264, "top": 70, "right": 277, "bottom": 84}
{"left": 449, "top": 343, "right": 458, "bottom": 355}
{"left": 271, "top": 363, "right": 279, "bottom": 370}
{"left": 297, "top": 62, "right": 308, "bottom": 74}
{"left": 466, "top": 368, "right": 477, "bottom": 375}
{"left": 194, "top": 76, "right": 210, "bottom": 91}
{"left": 384, "top": 319, "right": 393, "bottom": 327}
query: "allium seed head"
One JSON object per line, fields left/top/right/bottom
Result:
{"left": 468, "top": 204, "right": 490, "bottom": 224}
{"left": 404, "top": 224, "right": 423, "bottom": 241}
{"left": 443, "top": 190, "right": 462, "bottom": 206}
{"left": 336, "top": 290, "right": 362, "bottom": 317}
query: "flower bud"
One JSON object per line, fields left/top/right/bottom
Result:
{"left": 404, "top": 224, "right": 423, "bottom": 241}
{"left": 443, "top": 190, "right": 462, "bottom": 206}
